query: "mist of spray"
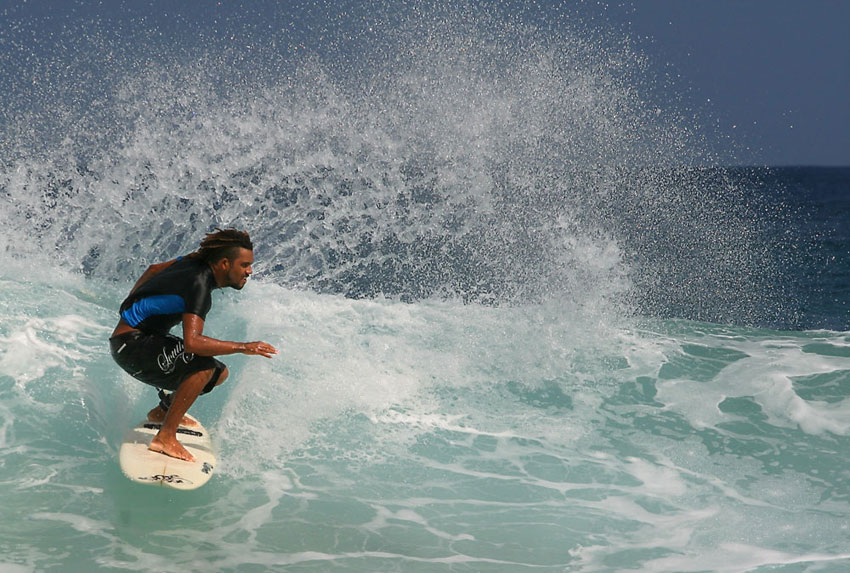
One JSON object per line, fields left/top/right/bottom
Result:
{"left": 0, "top": 4, "right": 797, "bottom": 324}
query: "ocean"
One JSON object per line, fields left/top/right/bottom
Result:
{"left": 1, "top": 4, "right": 849, "bottom": 572}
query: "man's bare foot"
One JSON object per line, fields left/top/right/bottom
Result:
{"left": 149, "top": 434, "right": 196, "bottom": 462}
{"left": 146, "top": 405, "right": 199, "bottom": 427}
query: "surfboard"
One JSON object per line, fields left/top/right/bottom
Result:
{"left": 119, "top": 414, "right": 216, "bottom": 490}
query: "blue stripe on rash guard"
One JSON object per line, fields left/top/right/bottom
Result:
{"left": 120, "top": 294, "right": 186, "bottom": 327}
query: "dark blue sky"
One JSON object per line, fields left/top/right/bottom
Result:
{"left": 609, "top": 0, "right": 850, "bottom": 166}
{"left": 2, "top": 0, "right": 847, "bottom": 166}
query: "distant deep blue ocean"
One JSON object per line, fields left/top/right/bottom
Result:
{"left": 2, "top": 4, "right": 850, "bottom": 572}
{"left": 764, "top": 167, "right": 850, "bottom": 331}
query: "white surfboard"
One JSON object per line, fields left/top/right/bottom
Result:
{"left": 119, "top": 414, "right": 216, "bottom": 490}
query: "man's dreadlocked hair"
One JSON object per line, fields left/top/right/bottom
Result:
{"left": 194, "top": 228, "right": 253, "bottom": 263}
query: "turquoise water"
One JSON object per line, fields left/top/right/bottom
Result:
{"left": 2, "top": 262, "right": 850, "bottom": 571}
{"left": 2, "top": 3, "right": 850, "bottom": 571}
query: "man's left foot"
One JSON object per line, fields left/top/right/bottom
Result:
{"left": 146, "top": 405, "right": 200, "bottom": 427}
{"left": 149, "top": 433, "right": 196, "bottom": 462}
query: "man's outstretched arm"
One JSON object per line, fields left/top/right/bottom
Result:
{"left": 182, "top": 313, "right": 278, "bottom": 358}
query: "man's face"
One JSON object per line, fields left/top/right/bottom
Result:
{"left": 223, "top": 248, "right": 254, "bottom": 290}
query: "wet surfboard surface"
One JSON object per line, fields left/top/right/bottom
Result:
{"left": 119, "top": 414, "right": 216, "bottom": 490}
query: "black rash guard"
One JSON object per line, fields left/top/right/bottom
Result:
{"left": 119, "top": 256, "right": 218, "bottom": 335}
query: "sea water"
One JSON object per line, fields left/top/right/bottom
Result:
{"left": 1, "top": 5, "right": 849, "bottom": 572}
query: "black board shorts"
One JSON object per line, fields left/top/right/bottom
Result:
{"left": 109, "top": 331, "right": 225, "bottom": 394}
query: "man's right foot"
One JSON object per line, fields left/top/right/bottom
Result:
{"left": 146, "top": 405, "right": 199, "bottom": 427}
{"left": 149, "top": 434, "right": 196, "bottom": 462}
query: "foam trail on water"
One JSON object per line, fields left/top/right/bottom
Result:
{"left": 214, "top": 281, "right": 618, "bottom": 475}
{"left": 1, "top": 256, "right": 849, "bottom": 571}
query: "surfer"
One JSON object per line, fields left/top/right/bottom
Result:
{"left": 109, "top": 228, "right": 278, "bottom": 462}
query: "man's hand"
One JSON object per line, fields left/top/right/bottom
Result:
{"left": 242, "top": 341, "right": 278, "bottom": 358}
{"left": 183, "top": 315, "right": 278, "bottom": 358}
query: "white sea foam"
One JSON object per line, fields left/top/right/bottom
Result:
{"left": 0, "top": 273, "right": 847, "bottom": 571}
{"left": 642, "top": 326, "right": 850, "bottom": 436}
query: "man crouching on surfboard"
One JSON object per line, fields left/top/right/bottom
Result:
{"left": 109, "top": 228, "right": 278, "bottom": 461}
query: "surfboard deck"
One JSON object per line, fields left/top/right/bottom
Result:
{"left": 119, "top": 414, "right": 216, "bottom": 490}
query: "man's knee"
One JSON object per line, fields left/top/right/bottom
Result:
{"left": 191, "top": 366, "right": 228, "bottom": 395}
{"left": 216, "top": 366, "right": 229, "bottom": 386}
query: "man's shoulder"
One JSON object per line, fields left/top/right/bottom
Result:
{"left": 169, "top": 256, "right": 209, "bottom": 275}
{"left": 180, "top": 258, "right": 216, "bottom": 295}
{"left": 146, "top": 256, "right": 208, "bottom": 289}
